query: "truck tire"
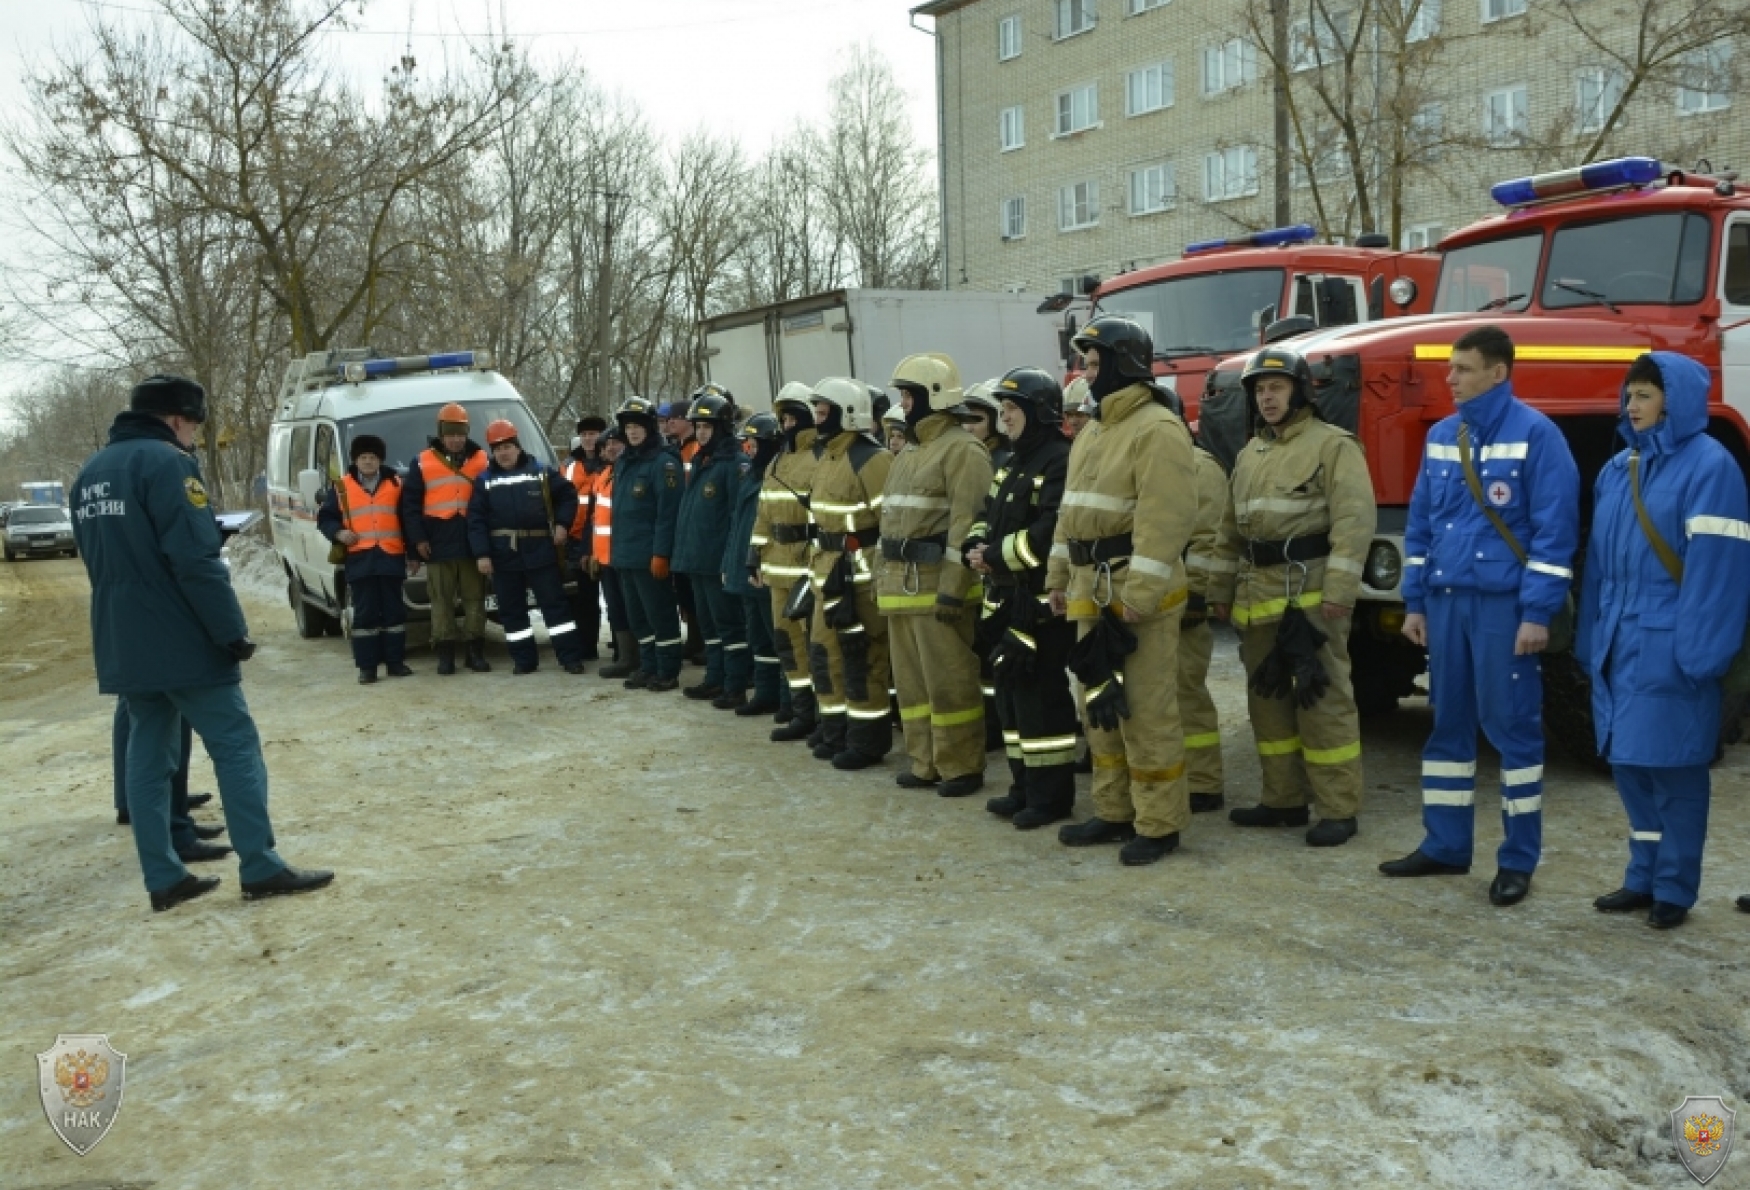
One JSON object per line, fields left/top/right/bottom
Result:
{"left": 289, "top": 575, "right": 338, "bottom": 640}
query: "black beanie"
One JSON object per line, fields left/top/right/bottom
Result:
{"left": 130, "top": 375, "right": 207, "bottom": 423}
{"left": 350, "top": 434, "right": 388, "bottom": 461}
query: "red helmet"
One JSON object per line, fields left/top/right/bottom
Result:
{"left": 437, "top": 402, "right": 469, "bottom": 428}
{"left": 485, "top": 419, "right": 520, "bottom": 446}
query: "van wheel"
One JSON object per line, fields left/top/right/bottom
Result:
{"left": 289, "top": 576, "right": 337, "bottom": 639}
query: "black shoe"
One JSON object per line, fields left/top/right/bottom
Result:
{"left": 1489, "top": 868, "right": 1532, "bottom": 906}
{"left": 832, "top": 750, "right": 883, "bottom": 771}
{"left": 188, "top": 793, "right": 213, "bottom": 809}
{"left": 896, "top": 771, "right": 939, "bottom": 789}
{"left": 1120, "top": 831, "right": 1180, "bottom": 866}
{"left": 563, "top": 662, "right": 586, "bottom": 675}
{"left": 116, "top": 811, "right": 130, "bottom": 826}
{"left": 176, "top": 840, "right": 233, "bottom": 863}
{"left": 435, "top": 641, "right": 457, "bottom": 676}
{"left": 771, "top": 719, "right": 816, "bottom": 743}
{"left": 513, "top": 663, "right": 538, "bottom": 676}
{"left": 465, "top": 641, "right": 492, "bottom": 673}
{"left": 387, "top": 663, "right": 415, "bottom": 677}
{"left": 1379, "top": 849, "right": 1471, "bottom": 877}
{"left": 1229, "top": 803, "right": 1309, "bottom": 827}
{"left": 1648, "top": 901, "right": 1689, "bottom": 929}
{"left": 684, "top": 682, "right": 723, "bottom": 701}
{"left": 1058, "top": 817, "right": 1136, "bottom": 847}
{"left": 150, "top": 873, "right": 221, "bottom": 912}
{"left": 193, "top": 823, "right": 227, "bottom": 840}
{"left": 645, "top": 677, "right": 679, "bottom": 693}
{"left": 623, "top": 672, "right": 651, "bottom": 690}
{"left": 938, "top": 775, "right": 985, "bottom": 798}
{"left": 1306, "top": 817, "right": 1358, "bottom": 847}
{"left": 811, "top": 741, "right": 839, "bottom": 761}
{"left": 1737, "top": 894, "right": 1750, "bottom": 914}
{"left": 773, "top": 709, "right": 791, "bottom": 725}
{"left": 736, "top": 697, "right": 780, "bottom": 717}
{"left": 1594, "top": 888, "right": 1654, "bottom": 913}
{"left": 986, "top": 791, "right": 1023, "bottom": 817}
{"left": 1190, "top": 792, "right": 1225, "bottom": 814}
{"left": 242, "top": 865, "right": 335, "bottom": 901}
{"left": 713, "top": 691, "right": 748, "bottom": 711}
{"left": 358, "top": 668, "right": 378, "bottom": 684}
{"left": 1014, "top": 804, "right": 1073, "bottom": 831}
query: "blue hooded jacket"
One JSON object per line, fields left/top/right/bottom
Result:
{"left": 1577, "top": 353, "right": 1750, "bottom": 766}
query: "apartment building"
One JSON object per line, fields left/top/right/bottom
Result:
{"left": 912, "top": 0, "right": 1747, "bottom": 294}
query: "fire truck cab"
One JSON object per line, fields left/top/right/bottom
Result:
{"left": 1199, "top": 157, "right": 1750, "bottom": 759}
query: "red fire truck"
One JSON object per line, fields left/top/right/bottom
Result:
{"left": 1198, "top": 157, "right": 1750, "bottom": 759}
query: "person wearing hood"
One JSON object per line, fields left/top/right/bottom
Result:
{"left": 1383, "top": 325, "right": 1580, "bottom": 907}
{"left": 727, "top": 411, "right": 788, "bottom": 719}
{"left": 561, "top": 414, "right": 610, "bottom": 662}
{"left": 1577, "top": 352, "right": 1750, "bottom": 930}
{"left": 673, "top": 391, "right": 750, "bottom": 707}
{"left": 610, "top": 396, "right": 686, "bottom": 692}
{"left": 961, "top": 368, "right": 1076, "bottom": 829}
{"left": 400, "top": 403, "right": 491, "bottom": 674}
{"left": 757, "top": 383, "right": 824, "bottom": 743}
{"left": 318, "top": 434, "right": 414, "bottom": 684}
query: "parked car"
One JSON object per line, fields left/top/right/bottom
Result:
{"left": 3, "top": 504, "right": 77, "bottom": 560}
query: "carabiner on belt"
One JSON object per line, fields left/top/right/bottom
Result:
{"left": 1092, "top": 560, "right": 1114, "bottom": 609}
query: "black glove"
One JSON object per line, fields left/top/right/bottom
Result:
{"left": 934, "top": 599, "right": 963, "bottom": 625}
{"left": 227, "top": 637, "right": 257, "bottom": 662}
{"left": 1085, "top": 675, "right": 1131, "bottom": 731}
{"left": 1067, "top": 607, "right": 1138, "bottom": 687}
{"left": 1248, "top": 604, "right": 1330, "bottom": 707}
{"left": 1293, "top": 649, "right": 1331, "bottom": 709}
{"left": 824, "top": 591, "right": 860, "bottom": 631}
{"left": 990, "top": 627, "right": 1038, "bottom": 682}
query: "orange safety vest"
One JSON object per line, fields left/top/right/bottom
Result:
{"left": 419, "top": 448, "right": 487, "bottom": 519}
{"left": 561, "top": 459, "right": 592, "bottom": 540}
{"left": 589, "top": 466, "right": 615, "bottom": 566}
{"left": 679, "top": 438, "right": 699, "bottom": 475}
{"left": 340, "top": 474, "right": 405, "bottom": 556}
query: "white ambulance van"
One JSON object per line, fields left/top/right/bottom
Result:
{"left": 266, "top": 349, "right": 559, "bottom": 639}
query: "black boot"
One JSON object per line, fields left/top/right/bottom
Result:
{"left": 465, "top": 639, "right": 491, "bottom": 673}
{"left": 684, "top": 681, "right": 723, "bottom": 701}
{"left": 1013, "top": 803, "right": 1073, "bottom": 830}
{"left": 1119, "top": 831, "right": 1180, "bottom": 867}
{"left": 771, "top": 717, "right": 817, "bottom": 743}
{"left": 1058, "top": 817, "right": 1136, "bottom": 847}
{"left": 435, "top": 641, "right": 456, "bottom": 676}
{"left": 358, "top": 667, "right": 378, "bottom": 684}
{"left": 1190, "top": 791, "right": 1225, "bottom": 813}
{"left": 986, "top": 789, "right": 1024, "bottom": 817}
{"left": 1228, "top": 803, "right": 1310, "bottom": 827}
{"left": 623, "top": 671, "right": 651, "bottom": 690}
{"left": 736, "top": 696, "right": 781, "bottom": 717}
{"left": 1305, "top": 817, "right": 1358, "bottom": 847}
{"left": 713, "top": 690, "right": 748, "bottom": 711}
{"left": 598, "top": 633, "right": 639, "bottom": 679}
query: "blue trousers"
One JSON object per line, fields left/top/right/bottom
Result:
{"left": 348, "top": 574, "right": 407, "bottom": 671}
{"left": 126, "top": 683, "right": 285, "bottom": 893}
{"left": 621, "top": 568, "right": 682, "bottom": 678}
{"left": 1614, "top": 763, "right": 1709, "bottom": 908}
{"left": 113, "top": 699, "right": 197, "bottom": 846}
{"left": 1418, "top": 590, "right": 1545, "bottom": 872}
{"left": 493, "top": 564, "right": 581, "bottom": 670}
{"left": 689, "top": 573, "right": 749, "bottom": 693}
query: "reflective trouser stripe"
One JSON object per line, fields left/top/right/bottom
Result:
{"left": 547, "top": 621, "right": 577, "bottom": 636}
{"left": 1423, "top": 760, "right": 1477, "bottom": 778}
{"left": 1256, "top": 736, "right": 1302, "bottom": 756}
{"left": 1503, "top": 795, "right": 1542, "bottom": 816}
{"left": 899, "top": 704, "right": 931, "bottom": 721}
{"left": 1130, "top": 761, "right": 1185, "bottom": 783}
{"left": 1183, "top": 731, "right": 1221, "bottom": 750}
{"left": 1423, "top": 788, "right": 1475, "bottom": 806}
{"left": 847, "top": 706, "right": 890, "bottom": 719}
{"left": 504, "top": 627, "right": 535, "bottom": 642}
{"left": 1502, "top": 765, "right": 1544, "bottom": 786}
{"left": 1630, "top": 830, "right": 1662, "bottom": 842}
{"left": 1303, "top": 740, "right": 1361, "bottom": 765}
{"left": 931, "top": 707, "right": 983, "bottom": 727}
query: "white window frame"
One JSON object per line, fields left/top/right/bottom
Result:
{"left": 1128, "top": 0, "right": 1170, "bottom": 12}
{"left": 1289, "top": 11, "right": 1351, "bottom": 72}
{"left": 1202, "top": 38, "right": 1258, "bottom": 95}
{"left": 1001, "top": 196, "right": 1027, "bottom": 240}
{"left": 1055, "top": 0, "right": 1097, "bottom": 41}
{"left": 1126, "top": 61, "right": 1175, "bottom": 115}
{"left": 1575, "top": 66, "right": 1624, "bottom": 134}
{"left": 1054, "top": 83, "right": 1101, "bottom": 136}
{"left": 1128, "top": 162, "right": 1176, "bottom": 214}
{"left": 998, "top": 14, "right": 1023, "bottom": 61}
{"left": 1412, "top": 101, "right": 1445, "bottom": 159}
{"left": 1678, "top": 43, "right": 1733, "bottom": 115}
{"left": 1402, "top": 0, "right": 1439, "bottom": 42}
{"left": 1402, "top": 222, "right": 1442, "bottom": 250}
{"left": 1483, "top": 84, "right": 1528, "bottom": 146}
{"left": 1482, "top": 0, "right": 1525, "bottom": 23}
{"left": 1203, "top": 146, "right": 1260, "bottom": 201}
{"left": 1058, "top": 180, "right": 1101, "bottom": 231}
{"left": 1000, "top": 105, "right": 1026, "bottom": 152}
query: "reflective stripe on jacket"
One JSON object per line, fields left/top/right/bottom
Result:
{"left": 589, "top": 466, "right": 615, "bottom": 566}
{"left": 808, "top": 430, "right": 892, "bottom": 591}
{"left": 1185, "top": 446, "right": 1228, "bottom": 603}
{"left": 876, "top": 412, "right": 992, "bottom": 615}
{"left": 419, "top": 447, "right": 488, "bottom": 519}
{"left": 753, "top": 428, "right": 818, "bottom": 584}
{"left": 339, "top": 474, "right": 406, "bottom": 556}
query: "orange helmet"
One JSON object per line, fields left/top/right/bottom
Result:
{"left": 437, "top": 402, "right": 469, "bottom": 430}
{"left": 485, "top": 419, "right": 519, "bottom": 447}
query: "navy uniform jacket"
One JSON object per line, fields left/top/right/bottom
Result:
{"left": 317, "top": 467, "right": 408, "bottom": 581}
{"left": 672, "top": 440, "right": 741, "bottom": 575}
{"left": 610, "top": 441, "right": 683, "bottom": 569}
{"left": 465, "top": 453, "right": 578, "bottom": 572}
{"left": 723, "top": 456, "right": 764, "bottom": 597}
{"left": 72, "top": 411, "right": 248, "bottom": 694}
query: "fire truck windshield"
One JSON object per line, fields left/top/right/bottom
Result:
{"left": 1094, "top": 268, "right": 1285, "bottom": 356}
{"left": 1540, "top": 212, "right": 1711, "bottom": 309}
{"left": 1435, "top": 231, "right": 1541, "bottom": 313}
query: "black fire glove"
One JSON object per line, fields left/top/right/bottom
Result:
{"left": 824, "top": 592, "right": 860, "bottom": 631}
{"left": 990, "top": 626, "right": 1038, "bottom": 682}
{"left": 228, "top": 637, "right": 257, "bottom": 662}
{"left": 1084, "top": 675, "right": 1131, "bottom": 731}
{"left": 934, "top": 598, "right": 964, "bottom": 625}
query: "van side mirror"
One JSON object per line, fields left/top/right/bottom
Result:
{"left": 297, "top": 468, "right": 325, "bottom": 508}
{"left": 1256, "top": 304, "right": 1277, "bottom": 330}
{"left": 1263, "top": 315, "right": 1317, "bottom": 344}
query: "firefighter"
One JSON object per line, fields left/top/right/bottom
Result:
{"left": 880, "top": 352, "right": 993, "bottom": 796}
{"left": 960, "top": 379, "right": 1013, "bottom": 470}
{"left": 1046, "top": 316, "right": 1198, "bottom": 866}
{"left": 593, "top": 428, "right": 639, "bottom": 679}
{"left": 1384, "top": 325, "right": 1580, "bottom": 906}
{"left": 611, "top": 396, "right": 685, "bottom": 692}
{"left": 884, "top": 405, "right": 909, "bottom": 454}
{"left": 1063, "top": 378, "right": 1092, "bottom": 440}
{"left": 728, "top": 411, "right": 788, "bottom": 719}
{"left": 400, "top": 403, "right": 491, "bottom": 674}
{"left": 758, "top": 382, "right": 823, "bottom": 743}
{"left": 674, "top": 390, "right": 750, "bottom": 707}
{"left": 560, "top": 415, "right": 609, "bottom": 661}
{"left": 1209, "top": 347, "right": 1376, "bottom": 845}
{"left": 317, "top": 434, "right": 414, "bottom": 684}
{"left": 1181, "top": 432, "right": 1231, "bottom": 813}
{"left": 962, "top": 367, "right": 1076, "bottom": 828}
{"left": 466, "top": 420, "right": 585, "bottom": 676}
{"left": 806, "top": 377, "right": 894, "bottom": 767}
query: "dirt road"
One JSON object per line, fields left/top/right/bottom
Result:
{"left": 3, "top": 544, "right": 1747, "bottom": 1189}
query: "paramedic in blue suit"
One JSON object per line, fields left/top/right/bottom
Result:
{"left": 1578, "top": 352, "right": 1750, "bottom": 930}
{"left": 1382, "top": 326, "right": 1580, "bottom": 906}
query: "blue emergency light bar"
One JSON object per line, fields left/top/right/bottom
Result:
{"left": 1489, "top": 157, "right": 1663, "bottom": 208}
{"left": 1184, "top": 223, "right": 1317, "bottom": 256}
{"left": 338, "top": 350, "right": 493, "bottom": 383}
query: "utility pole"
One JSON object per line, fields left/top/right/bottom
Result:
{"left": 592, "top": 190, "right": 625, "bottom": 412}
{"left": 1271, "top": 0, "right": 1292, "bottom": 227}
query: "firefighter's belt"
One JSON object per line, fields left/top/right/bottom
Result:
{"left": 880, "top": 533, "right": 948, "bottom": 563}
{"left": 1067, "top": 533, "right": 1132, "bottom": 567}
{"left": 816, "top": 531, "right": 865, "bottom": 552}
{"left": 1243, "top": 532, "right": 1330, "bottom": 567}
{"left": 769, "top": 523, "right": 814, "bottom": 545}
{"left": 491, "top": 528, "right": 549, "bottom": 552}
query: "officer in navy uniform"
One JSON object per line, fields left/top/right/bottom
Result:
{"left": 73, "top": 375, "right": 333, "bottom": 911}
{"left": 465, "top": 419, "right": 586, "bottom": 676}
{"left": 610, "top": 395, "right": 687, "bottom": 692}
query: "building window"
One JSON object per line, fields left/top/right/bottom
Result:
{"left": 1000, "top": 105, "right": 1026, "bottom": 151}
{"left": 1412, "top": 101, "right": 1445, "bottom": 159}
{"left": 1055, "top": 0, "right": 1096, "bottom": 40}
{"left": 1484, "top": 85, "right": 1528, "bottom": 146}
{"left": 1575, "top": 67, "right": 1624, "bottom": 133}
{"left": 1128, "top": 0, "right": 1169, "bottom": 11}
{"left": 1402, "top": 0, "right": 1439, "bottom": 42}
{"left": 1482, "top": 0, "right": 1525, "bottom": 22}
{"left": 1002, "top": 197, "right": 1027, "bottom": 240}
{"left": 1058, "top": 180, "right": 1101, "bottom": 231}
{"left": 1129, "top": 163, "right": 1176, "bottom": 214}
{"left": 998, "top": 14, "right": 1023, "bottom": 60}
{"left": 1126, "top": 62, "right": 1175, "bottom": 115}
{"left": 1289, "top": 10, "right": 1351, "bottom": 72}
{"left": 1203, "top": 146, "right": 1260, "bottom": 200}
{"left": 1403, "top": 223, "right": 1442, "bottom": 250}
{"left": 1202, "top": 38, "right": 1258, "bottom": 95}
{"left": 1678, "top": 42, "right": 1733, "bottom": 114}
{"left": 1055, "top": 84, "right": 1100, "bottom": 135}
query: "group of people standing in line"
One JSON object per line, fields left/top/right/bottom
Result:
{"left": 317, "top": 319, "right": 1750, "bottom": 928}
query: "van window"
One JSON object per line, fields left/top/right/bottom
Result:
{"left": 1726, "top": 222, "right": 1750, "bottom": 306}
{"left": 337, "top": 400, "right": 556, "bottom": 474}
{"left": 314, "top": 423, "right": 340, "bottom": 483}
{"left": 267, "top": 425, "right": 290, "bottom": 488}
{"left": 289, "top": 425, "right": 312, "bottom": 480}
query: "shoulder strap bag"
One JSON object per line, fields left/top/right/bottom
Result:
{"left": 1454, "top": 423, "right": 1575, "bottom": 653}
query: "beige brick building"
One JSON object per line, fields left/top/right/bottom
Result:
{"left": 912, "top": 0, "right": 1748, "bottom": 294}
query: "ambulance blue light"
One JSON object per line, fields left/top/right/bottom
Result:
{"left": 1489, "top": 157, "right": 1663, "bottom": 207}
{"left": 1184, "top": 223, "right": 1317, "bottom": 256}
{"left": 336, "top": 350, "right": 491, "bottom": 383}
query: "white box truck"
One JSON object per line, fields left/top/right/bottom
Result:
{"left": 699, "top": 289, "right": 1065, "bottom": 409}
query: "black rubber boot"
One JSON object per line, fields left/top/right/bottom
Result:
{"left": 1190, "top": 792, "right": 1225, "bottom": 813}
{"left": 1013, "top": 803, "right": 1073, "bottom": 830}
{"left": 986, "top": 789, "right": 1024, "bottom": 817}
{"left": 771, "top": 717, "right": 817, "bottom": 743}
{"left": 435, "top": 641, "right": 456, "bottom": 676}
{"left": 1228, "top": 803, "right": 1310, "bottom": 827}
{"left": 598, "top": 633, "right": 640, "bottom": 679}
{"left": 1058, "top": 817, "right": 1137, "bottom": 847}
{"left": 1305, "top": 817, "right": 1358, "bottom": 847}
{"left": 465, "top": 639, "right": 491, "bottom": 673}
{"left": 1119, "top": 831, "right": 1180, "bottom": 867}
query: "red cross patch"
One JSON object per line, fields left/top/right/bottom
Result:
{"left": 1487, "top": 480, "right": 1512, "bottom": 506}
